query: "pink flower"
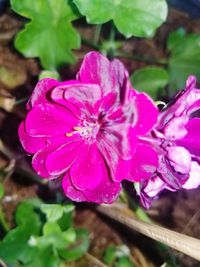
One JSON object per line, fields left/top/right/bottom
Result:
{"left": 19, "top": 51, "right": 158, "bottom": 204}
{"left": 136, "top": 76, "right": 200, "bottom": 208}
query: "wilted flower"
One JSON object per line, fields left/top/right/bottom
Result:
{"left": 136, "top": 76, "right": 200, "bottom": 208}
{"left": 19, "top": 51, "right": 158, "bottom": 204}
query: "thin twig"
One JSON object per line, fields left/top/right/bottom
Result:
{"left": 96, "top": 204, "right": 200, "bottom": 262}
{"left": 0, "top": 258, "right": 7, "bottom": 267}
{"left": 86, "top": 252, "right": 108, "bottom": 267}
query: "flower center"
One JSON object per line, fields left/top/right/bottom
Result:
{"left": 66, "top": 120, "right": 100, "bottom": 140}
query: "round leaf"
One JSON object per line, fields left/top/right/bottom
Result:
{"left": 130, "top": 67, "right": 169, "bottom": 99}
{"left": 74, "top": 0, "right": 168, "bottom": 38}
{"left": 168, "top": 30, "right": 200, "bottom": 91}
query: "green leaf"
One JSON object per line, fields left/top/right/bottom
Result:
{"left": 0, "top": 199, "right": 42, "bottom": 265}
{"left": 0, "top": 183, "right": 4, "bottom": 199}
{"left": 103, "top": 245, "right": 117, "bottom": 265}
{"left": 130, "top": 67, "right": 169, "bottom": 99}
{"left": 59, "top": 229, "right": 89, "bottom": 261}
{"left": 35, "top": 228, "right": 76, "bottom": 250}
{"left": 167, "top": 28, "right": 185, "bottom": 51}
{"left": 115, "top": 256, "right": 135, "bottom": 267}
{"left": 23, "top": 247, "right": 59, "bottom": 267}
{"left": 11, "top": 0, "right": 81, "bottom": 69}
{"left": 43, "top": 221, "right": 62, "bottom": 235}
{"left": 74, "top": 0, "right": 168, "bottom": 38}
{"left": 15, "top": 198, "right": 42, "bottom": 229}
{"left": 41, "top": 204, "right": 65, "bottom": 222}
{"left": 168, "top": 30, "right": 200, "bottom": 92}
{"left": 41, "top": 203, "right": 74, "bottom": 222}
{"left": 0, "top": 224, "right": 39, "bottom": 264}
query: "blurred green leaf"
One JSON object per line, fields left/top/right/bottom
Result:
{"left": 15, "top": 198, "right": 42, "bottom": 229}
{"left": 57, "top": 208, "right": 73, "bottom": 232}
{"left": 130, "top": 67, "right": 169, "bottom": 99}
{"left": 168, "top": 30, "right": 200, "bottom": 92}
{"left": 0, "top": 199, "right": 42, "bottom": 264}
{"left": 167, "top": 28, "right": 185, "bottom": 51}
{"left": 36, "top": 232, "right": 72, "bottom": 250}
{"left": 41, "top": 204, "right": 65, "bottom": 222}
{"left": 0, "top": 224, "right": 38, "bottom": 264}
{"left": 0, "top": 199, "right": 87, "bottom": 266}
{"left": 11, "top": 0, "right": 81, "bottom": 69}
{"left": 41, "top": 203, "right": 74, "bottom": 222}
{"left": 74, "top": 0, "right": 168, "bottom": 38}
{"left": 115, "top": 256, "right": 135, "bottom": 267}
{"left": 39, "top": 221, "right": 76, "bottom": 249}
{"left": 59, "top": 229, "right": 89, "bottom": 261}
{"left": 0, "top": 183, "right": 4, "bottom": 199}
{"left": 23, "top": 247, "right": 59, "bottom": 267}
{"left": 43, "top": 221, "right": 62, "bottom": 235}
{"left": 103, "top": 245, "right": 117, "bottom": 265}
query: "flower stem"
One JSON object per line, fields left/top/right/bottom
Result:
{"left": 0, "top": 207, "right": 9, "bottom": 232}
{"left": 115, "top": 51, "right": 168, "bottom": 65}
{"left": 81, "top": 37, "right": 100, "bottom": 50}
{"left": 106, "top": 22, "right": 116, "bottom": 59}
{"left": 93, "top": 25, "right": 102, "bottom": 45}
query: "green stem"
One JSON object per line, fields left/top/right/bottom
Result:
{"left": 128, "top": 195, "right": 152, "bottom": 223}
{"left": 14, "top": 96, "right": 29, "bottom": 105}
{"left": 106, "top": 22, "right": 116, "bottom": 59}
{"left": 115, "top": 51, "right": 167, "bottom": 65}
{"left": 0, "top": 207, "right": 9, "bottom": 232}
{"left": 109, "top": 22, "right": 115, "bottom": 43}
{"left": 81, "top": 37, "right": 100, "bottom": 50}
{"left": 93, "top": 25, "right": 102, "bottom": 45}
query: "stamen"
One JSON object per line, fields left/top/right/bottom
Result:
{"left": 66, "top": 122, "right": 99, "bottom": 139}
{"left": 66, "top": 132, "right": 74, "bottom": 137}
{"left": 73, "top": 126, "right": 82, "bottom": 131}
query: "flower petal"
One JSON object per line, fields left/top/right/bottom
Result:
{"left": 143, "top": 176, "right": 166, "bottom": 198}
{"left": 18, "top": 122, "right": 47, "bottom": 154}
{"left": 97, "top": 131, "right": 136, "bottom": 182}
{"left": 32, "top": 149, "right": 53, "bottom": 178}
{"left": 45, "top": 138, "right": 83, "bottom": 176}
{"left": 62, "top": 173, "right": 88, "bottom": 202}
{"left": 77, "top": 51, "right": 128, "bottom": 98}
{"left": 176, "top": 118, "right": 200, "bottom": 156}
{"left": 166, "top": 146, "right": 191, "bottom": 174}
{"left": 183, "top": 161, "right": 200, "bottom": 189}
{"left": 27, "top": 78, "right": 59, "bottom": 109}
{"left": 158, "top": 75, "right": 200, "bottom": 130}
{"left": 25, "top": 103, "right": 78, "bottom": 137}
{"left": 130, "top": 143, "right": 159, "bottom": 182}
{"left": 158, "top": 156, "right": 188, "bottom": 190}
{"left": 51, "top": 83, "right": 102, "bottom": 119}
{"left": 32, "top": 135, "right": 70, "bottom": 178}
{"left": 162, "top": 116, "right": 188, "bottom": 140}
{"left": 83, "top": 177, "right": 121, "bottom": 204}
{"left": 62, "top": 161, "right": 121, "bottom": 204}
{"left": 133, "top": 93, "right": 158, "bottom": 135}
{"left": 70, "top": 144, "right": 105, "bottom": 190}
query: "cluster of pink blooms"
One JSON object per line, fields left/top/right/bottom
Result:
{"left": 19, "top": 52, "right": 200, "bottom": 208}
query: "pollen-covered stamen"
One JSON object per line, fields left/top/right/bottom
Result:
{"left": 66, "top": 121, "right": 100, "bottom": 139}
